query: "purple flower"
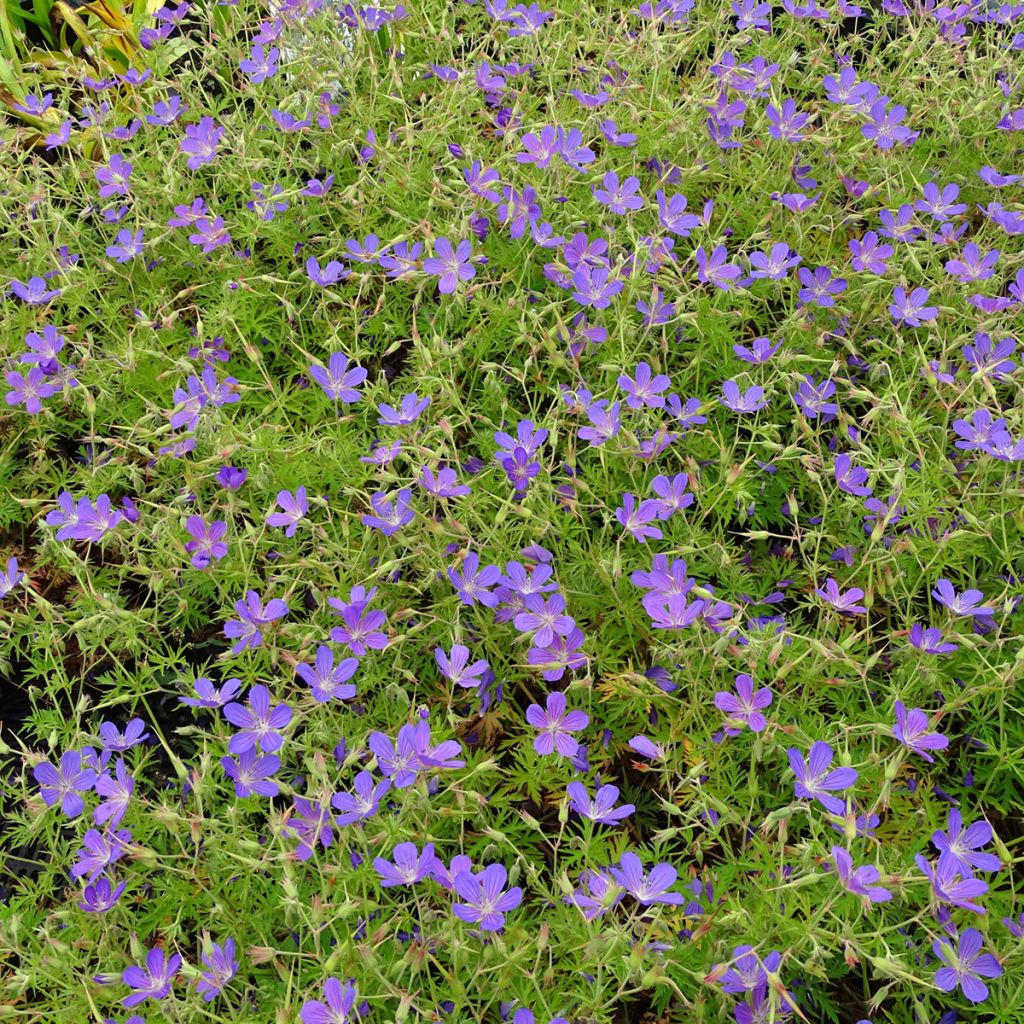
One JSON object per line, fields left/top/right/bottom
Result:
{"left": 627, "top": 735, "right": 663, "bottom": 760}
{"left": 453, "top": 864, "right": 523, "bottom": 930}
{"left": 499, "top": 447, "right": 541, "bottom": 493}
{"left": 240, "top": 43, "right": 278, "bottom": 83}
{"left": 5, "top": 367, "right": 58, "bottom": 413}
{"left": 188, "top": 216, "right": 232, "bottom": 252}
{"left": 931, "top": 579, "right": 993, "bottom": 617}
{"left": 514, "top": 592, "right": 574, "bottom": 647}
{"left": 196, "top": 938, "right": 237, "bottom": 1002}
{"left": 610, "top": 852, "right": 683, "bottom": 905}
{"left": 448, "top": 553, "right": 501, "bottom": 607}
{"left": 571, "top": 264, "right": 623, "bottom": 308}
{"left": 306, "top": 256, "right": 349, "bottom": 286}
{"left": 714, "top": 673, "right": 772, "bottom": 732}
{"left": 748, "top": 242, "right": 801, "bottom": 280}
{"left": 122, "top": 947, "right": 181, "bottom": 1007}
{"left": 0, "top": 556, "right": 24, "bottom": 600}
{"left": 815, "top": 578, "right": 866, "bottom": 615}
{"left": 217, "top": 465, "right": 247, "bottom": 490}
{"left": 527, "top": 627, "right": 587, "bottom": 681}
{"left": 22, "top": 323, "right": 65, "bottom": 373}
{"left": 220, "top": 748, "right": 280, "bottom": 798}
{"left": 97, "top": 719, "right": 148, "bottom": 753}
{"left": 650, "top": 473, "right": 693, "bottom": 519}
{"left": 181, "top": 116, "right": 223, "bottom": 169}
{"left": 516, "top": 125, "right": 563, "bottom": 167}
{"left": 497, "top": 185, "right": 541, "bottom": 238}
{"left": 266, "top": 487, "right": 309, "bottom": 537}
{"left": 423, "top": 238, "right": 476, "bottom": 294}
{"left": 889, "top": 286, "right": 938, "bottom": 327}
{"left": 892, "top": 701, "right": 948, "bottom": 762}
{"left": 223, "top": 590, "right": 288, "bottom": 653}
{"left": 915, "top": 854, "right": 989, "bottom": 915}
{"left": 369, "top": 719, "right": 464, "bottom": 788}
{"left": 917, "top": 181, "right": 967, "bottom": 220}
{"left": 362, "top": 488, "right": 414, "bottom": 536}
{"left": 507, "top": 2, "right": 551, "bottom": 34}
{"left": 787, "top": 741, "right": 858, "bottom": 813}
{"left": 332, "top": 771, "right": 391, "bottom": 826}
{"left": 578, "top": 399, "right": 621, "bottom": 446}
{"left": 106, "top": 228, "right": 145, "bottom": 263}
{"left": 718, "top": 946, "right": 782, "bottom": 994}
{"left": 963, "top": 333, "right": 1016, "bottom": 380}
{"left": 378, "top": 392, "right": 430, "bottom": 426}
{"left": 832, "top": 846, "right": 891, "bottom": 902}
{"left": 247, "top": 182, "right": 288, "bottom": 221}
{"left": 33, "top": 750, "right": 96, "bottom": 817}
{"left": 566, "top": 781, "right": 634, "bottom": 825}
{"left": 720, "top": 380, "right": 767, "bottom": 413}
{"left": 792, "top": 375, "right": 838, "bottom": 421}
{"left": 420, "top": 465, "right": 472, "bottom": 499}
{"left": 833, "top": 454, "right": 872, "bottom": 496}
{"left": 71, "top": 826, "right": 130, "bottom": 882}
{"left": 767, "top": 99, "right": 810, "bottom": 141}
{"left": 647, "top": 592, "right": 705, "bottom": 630}
{"left": 285, "top": 798, "right": 334, "bottom": 861}
{"left": 296, "top": 646, "right": 358, "bottom": 703}
{"left": 10, "top": 277, "right": 62, "bottom": 305}
{"left": 797, "top": 266, "right": 846, "bottom": 307}
{"left": 525, "top": 691, "right": 588, "bottom": 756}
{"left": 946, "top": 243, "right": 1000, "bottom": 283}
{"left": 601, "top": 118, "right": 636, "bottom": 147}
{"left": 593, "top": 171, "right": 643, "bottom": 214}
{"left": 223, "top": 685, "right": 292, "bottom": 753}
{"left": 932, "top": 809, "right": 1001, "bottom": 876}
{"left": 615, "top": 493, "right": 664, "bottom": 543}
{"left": 908, "top": 624, "right": 958, "bottom": 655}
{"left": 733, "top": 337, "right": 781, "bottom": 364}
{"left": 95, "top": 153, "right": 132, "bottom": 197}
{"left": 147, "top": 95, "right": 185, "bottom": 125}
{"left": 656, "top": 190, "right": 701, "bottom": 236}
{"left": 695, "top": 244, "right": 742, "bottom": 290}
{"left": 300, "top": 977, "right": 357, "bottom": 1024}
{"left": 823, "top": 66, "right": 876, "bottom": 108}
{"left": 879, "top": 204, "right": 921, "bottom": 242}
{"left": 435, "top": 643, "right": 489, "bottom": 689}
{"left": 328, "top": 587, "right": 388, "bottom": 654}
{"left": 618, "top": 361, "right": 670, "bottom": 409}
{"left": 933, "top": 929, "right": 1002, "bottom": 1004}
{"left": 77, "top": 876, "right": 127, "bottom": 913}
{"left": 184, "top": 516, "right": 228, "bottom": 569}
{"left": 464, "top": 161, "right": 502, "bottom": 203}
{"left": 862, "top": 100, "right": 917, "bottom": 149}
{"left": 849, "top": 231, "right": 893, "bottom": 274}
{"left": 375, "top": 842, "right": 439, "bottom": 887}
{"left": 181, "top": 676, "right": 242, "bottom": 709}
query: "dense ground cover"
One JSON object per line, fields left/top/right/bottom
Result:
{"left": 2, "top": 0, "right": 1024, "bottom": 1021}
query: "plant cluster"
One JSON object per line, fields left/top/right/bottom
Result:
{"left": 1, "top": 1, "right": 1023, "bottom": 1022}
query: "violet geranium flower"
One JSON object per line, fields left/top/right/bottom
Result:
{"left": 933, "top": 929, "right": 1003, "bottom": 1004}
{"left": 222, "top": 685, "right": 292, "bottom": 754}
{"left": 714, "top": 673, "right": 772, "bottom": 733}
{"left": 832, "top": 846, "right": 891, "bottom": 903}
{"left": 222, "top": 590, "right": 288, "bottom": 653}
{"left": 892, "top": 701, "right": 948, "bottom": 762}
{"left": 33, "top": 750, "right": 96, "bottom": 817}
{"left": 122, "top": 947, "right": 181, "bottom": 1008}
{"left": 525, "top": 690, "right": 588, "bottom": 757}
{"left": 452, "top": 864, "right": 523, "bottom": 930}
{"left": 787, "top": 741, "right": 858, "bottom": 814}
{"left": 566, "top": 781, "right": 634, "bottom": 825}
